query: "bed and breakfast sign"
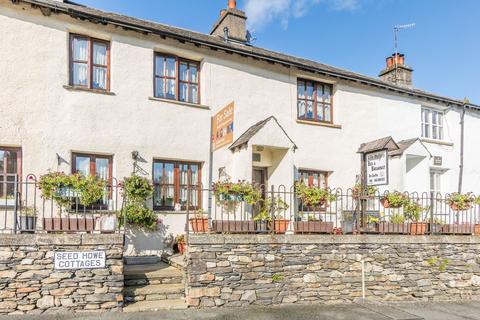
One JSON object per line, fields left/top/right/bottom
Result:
{"left": 366, "top": 150, "right": 388, "bottom": 186}
{"left": 212, "top": 102, "right": 234, "bottom": 151}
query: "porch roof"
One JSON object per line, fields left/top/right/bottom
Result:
{"left": 389, "top": 138, "right": 432, "bottom": 157}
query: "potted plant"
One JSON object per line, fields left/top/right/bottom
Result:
{"left": 211, "top": 180, "right": 261, "bottom": 233}
{"left": 404, "top": 200, "right": 427, "bottom": 235}
{"left": 253, "top": 209, "right": 272, "bottom": 233}
{"left": 175, "top": 235, "right": 186, "bottom": 255}
{"left": 189, "top": 210, "right": 209, "bottom": 233}
{"left": 351, "top": 184, "right": 378, "bottom": 198}
{"left": 364, "top": 215, "right": 379, "bottom": 233}
{"left": 295, "top": 182, "right": 336, "bottom": 209}
{"left": 17, "top": 206, "right": 37, "bottom": 233}
{"left": 429, "top": 218, "right": 444, "bottom": 234}
{"left": 378, "top": 213, "right": 408, "bottom": 234}
{"left": 294, "top": 214, "right": 334, "bottom": 234}
{"left": 380, "top": 191, "right": 408, "bottom": 209}
{"left": 270, "top": 197, "right": 290, "bottom": 234}
{"left": 447, "top": 193, "right": 474, "bottom": 211}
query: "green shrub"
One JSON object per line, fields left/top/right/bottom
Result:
{"left": 295, "top": 182, "right": 336, "bottom": 207}
{"left": 120, "top": 175, "right": 157, "bottom": 230}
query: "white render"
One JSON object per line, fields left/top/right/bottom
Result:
{"left": 1, "top": 1, "right": 479, "bottom": 254}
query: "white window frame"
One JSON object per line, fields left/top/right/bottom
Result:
{"left": 421, "top": 107, "right": 444, "bottom": 140}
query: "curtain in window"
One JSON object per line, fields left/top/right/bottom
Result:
{"left": 75, "top": 156, "right": 90, "bottom": 176}
{"left": 92, "top": 43, "right": 107, "bottom": 90}
{"left": 72, "top": 37, "right": 88, "bottom": 86}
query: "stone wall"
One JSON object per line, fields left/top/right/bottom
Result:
{"left": 186, "top": 234, "right": 480, "bottom": 308}
{"left": 0, "top": 234, "right": 124, "bottom": 315}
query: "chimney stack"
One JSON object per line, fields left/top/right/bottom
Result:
{"left": 210, "top": 0, "right": 247, "bottom": 43}
{"left": 379, "top": 53, "right": 413, "bottom": 88}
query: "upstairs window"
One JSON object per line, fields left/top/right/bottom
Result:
{"left": 297, "top": 79, "right": 333, "bottom": 123}
{"left": 70, "top": 34, "right": 110, "bottom": 91}
{"left": 421, "top": 108, "right": 444, "bottom": 140}
{"left": 154, "top": 54, "right": 200, "bottom": 104}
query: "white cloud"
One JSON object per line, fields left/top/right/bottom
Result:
{"left": 244, "top": 0, "right": 360, "bottom": 31}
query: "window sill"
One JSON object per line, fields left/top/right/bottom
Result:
{"left": 420, "top": 138, "right": 454, "bottom": 147}
{"left": 296, "top": 119, "right": 342, "bottom": 129}
{"left": 149, "top": 97, "right": 210, "bottom": 110}
{"left": 154, "top": 210, "right": 190, "bottom": 215}
{"left": 63, "top": 85, "right": 115, "bottom": 96}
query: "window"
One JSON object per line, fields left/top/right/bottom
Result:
{"left": 153, "top": 160, "right": 201, "bottom": 210}
{"left": 154, "top": 54, "right": 200, "bottom": 104}
{"left": 297, "top": 170, "right": 328, "bottom": 188}
{"left": 70, "top": 34, "right": 110, "bottom": 91}
{"left": 0, "top": 147, "right": 21, "bottom": 204}
{"left": 297, "top": 79, "right": 332, "bottom": 123}
{"left": 72, "top": 153, "right": 113, "bottom": 208}
{"left": 421, "top": 108, "right": 444, "bottom": 140}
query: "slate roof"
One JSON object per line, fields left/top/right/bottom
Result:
{"left": 229, "top": 116, "right": 296, "bottom": 150}
{"left": 357, "top": 136, "right": 399, "bottom": 154}
{"left": 15, "top": 0, "right": 479, "bottom": 110}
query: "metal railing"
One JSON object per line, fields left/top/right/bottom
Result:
{"left": 186, "top": 185, "right": 480, "bottom": 236}
{"left": 0, "top": 175, "right": 124, "bottom": 234}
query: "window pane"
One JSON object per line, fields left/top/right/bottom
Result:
{"left": 179, "top": 82, "right": 188, "bottom": 102}
{"left": 0, "top": 151, "right": 4, "bottom": 173}
{"left": 324, "top": 104, "right": 331, "bottom": 122}
{"left": 93, "top": 42, "right": 107, "bottom": 66}
{"left": 190, "top": 64, "right": 198, "bottom": 83}
{"left": 166, "top": 58, "right": 176, "bottom": 77}
{"left": 298, "top": 100, "right": 305, "bottom": 118}
{"left": 72, "top": 37, "right": 88, "bottom": 61}
{"left": 75, "top": 156, "right": 90, "bottom": 176}
{"left": 155, "top": 78, "right": 165, "bottom": 98}
{"left": 424, "top": 109, "right": 431, "bottom": 123}
{"left": 424, "top": 124, "right": 430, "bottom": 138}
{"left": 306, "top": 82, "right": 314, "bottom": 100}
{"left": 164, "top": 163, "right": 174, "bottom": 184}
{"left": 5, "top": 151, "right": 17, "bottom": 174}
{"left": 190, "top": 85, "right": 198, "bottom": 104}
{"left": 179, "top": 62, "right": 188, "bottom": 81}
{"left": 6, "top": 176, "right": 15, "bottom": 198}
{"left": 316, "top": 104, "right": 324, "bottom": 121}
{"left": 432, "top": 112, "right": 438, "bottom": 125}
{"left": 191, "top": 165, "right": 199, "bottom": 186}
{"left": 438, "top": 127, "right": 444, "bottom": 140}
{"left": 438, "top": 113, "right": 443, "bottom": 126}
{"left": 92, "top": 66, "right": 107, "bottom": 89}
{"left": 432, "top": 126, "right": 438, "bottom": 139}
{"left": 95, "top": 158, "right": 109, "bottom": 180}
{"left": 73, "top": 63, "right": 88, "bottom": 86}
{"left": 323, "top": 85, "right": 331, "bottom": 103}
{"left": 297, "top": 81, "right": 305, "bottom": 98}
{"left": 166, "top": 79, "right": 176, "bottom": 99}
{"left": 306, "top": 101, "right": 314, "bottom": 119}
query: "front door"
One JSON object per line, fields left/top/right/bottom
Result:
{"left": 252, "top": 167, "right": 267, "bottom": 214}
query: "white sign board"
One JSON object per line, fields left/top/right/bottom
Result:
{"left": 366, "top": 150, "right": 388, "bottom": 186}
{"left": 54, "top": 251, "right": 106, "bottom": 270}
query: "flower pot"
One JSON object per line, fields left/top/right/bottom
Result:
{"left": 274, "top": 219, "right": 289, "bottom": 234}
{"left": 189, "top": 218, "right": 209, "bottom": 233}
{"left": 294, "top": 221, "right": 333, "bottom": 234}
{"left": 378, "top": 222, "right": 409, "bottom": 234}
{"left": 254, "top": 221, "right": 271, "bottom": 233}
{"left": 441, "top": 224, "right": 474, "bottom": 235}
{"left": 364, "top": 223, "right": 379, "bottom": 234}
{"left": 409, "top": 222, "right": 427, "bottom": 235}
{"left": 177, "top": 242, "right": 186, "bottom": 255}
{"left": 17, "top": 216, "right": 37, "bottom": 233}
{"left": 211, "top": 220, "right": 255, "bottom": 233}
{"left": 43, "top": 217, "right": 95, "bottom": 232}
{"left": 380, "top": 198, "right": 402, "bottom": 209}
{"left": 449, "top": 202, "right": 472, "bottom": 211}
{"left": 77, "top": 218, "right": 96, "bottom": 232}
{"left": 475, "top": 225, "right": 480, "bottom": 235}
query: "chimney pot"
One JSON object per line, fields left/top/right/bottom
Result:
{"left": 228, "top": 0, "right": 236, "bottom": 9}
{"left": 379, "top": 52, "right": 413, "bottom": 88}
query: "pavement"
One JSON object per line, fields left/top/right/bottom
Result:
{"left": 3, "top": 301, "right": 480, "bottom": 320}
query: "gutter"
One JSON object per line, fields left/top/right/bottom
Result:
{"left": 15, "top": 0, "right": 480, "bottom": 111}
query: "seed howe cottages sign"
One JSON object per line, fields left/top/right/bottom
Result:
{"left": 366, "top": 150, "right": 389, "bottom": 186}
{"left": 54, "top": 251, "right": 106, "bottom": 270}
{"left": 212, "top": 102, "right": 234, "bottom": 151}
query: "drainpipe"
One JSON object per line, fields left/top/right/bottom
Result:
{"left": 458, "top": 98, "right": 468, "bottom": 193}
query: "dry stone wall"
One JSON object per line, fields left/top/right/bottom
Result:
{"left": 186, "top": 234, "right": 480, "bottom": 308}
{"left": 0, "top": 234, "right": 124, "bottom": 315}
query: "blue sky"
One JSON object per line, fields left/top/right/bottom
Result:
{"left": 76, "top": 0, "right": 480, "bottom": 103}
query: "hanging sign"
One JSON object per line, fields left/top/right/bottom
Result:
{"left": 212, "top": 102, "right": 234, "bottom": 151}
{"left": 366, "top": 150, "right": 388, "bottom": 186}
{"left": 54, "top": 251, "right": 106, "bottom": 270}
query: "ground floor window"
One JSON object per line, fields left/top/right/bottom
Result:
{"left": 0, "top": 147, "right": 21, "bottom": 205}
{"left": 297, "top": 170, "right": 328, "bottom": 188}
{"left": 153, "top": 160, "right": 201, "bottom": 211}
{"left": 72, "top": 152, "right": 113, "bottom": 208}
